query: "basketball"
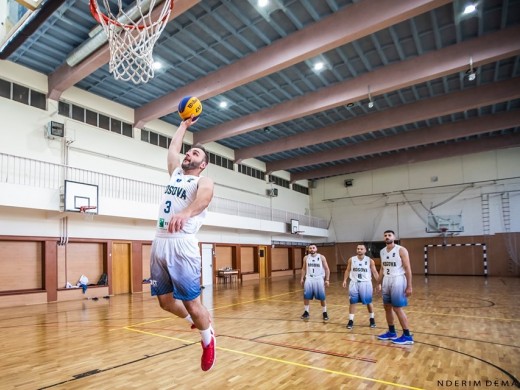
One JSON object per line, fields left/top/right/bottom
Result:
{"left": 178, "top": 96, "right": 202, "bottom": 121}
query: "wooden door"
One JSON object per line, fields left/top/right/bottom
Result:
{"left": 259, "top": 245, "right": 267, "bottom": 279}
{"left": 112, "top": 242, "right": 131, "bottom": 294}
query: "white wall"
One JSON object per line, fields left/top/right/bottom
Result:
{"left": 310, "top": 149, "right": 520, "bottom": 242}
{"left": 0, "top": 61, "right": 318, "bottom": 244}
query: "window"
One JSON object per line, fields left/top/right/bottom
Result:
{"left": 110, "top": 118, "right": 122, "bottom": 134}
{"left": 0, "top": 79, "right": 10, "bottom": 99}
{"left": 99, "top": 114, "right": 110, "bottom": 131}
{"left": 292, "top": 183, "right": 309, "bottom": 195}
{"left": 59, "top": 101, "right": 70, "bottom": 117}
{"left": 0, "top": 78, "right": 46, "bottom": 111}
{"left": 158, "top": 134, "right": 168, "bottom": 148}
{"left": 150, "top": 132, "right": 158, "bottom": 145}
{"left": 72, "top": 104, "right": 85, "bottom": 122}
{"left": 86, "top": 110, "right": 98, "bottom": 126}
{"left": 237, "top": 164, "right": 265, "bottom": 180}
{"left": 30, "top": 90, "right": 46, "bottom": 110}
{"left": 122, "top": 122, "right": 133, "bottom": 137}
{"left": 12, "top": 83, "right": 29, "bottom": 104}
{"left": 270, "top": 175, "right": 290, "bottom": 188}
{"left": 141, "top": 129, "right": 149, "bottom": 142}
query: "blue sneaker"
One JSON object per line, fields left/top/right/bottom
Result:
{"left": 377, "top": 331, "right": 398, "bottom": 340}
{"left": 392, "top": 334, "right": 414, "bottom": 345}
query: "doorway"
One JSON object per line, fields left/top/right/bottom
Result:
{"left": 258, "top": 245, "right": 267, "bottom": 279}
{"left": 112, "top": 242, "right": 131, "bottom": 295}
{"left": 201, "top": 243, "right": 214, "bottom": 286}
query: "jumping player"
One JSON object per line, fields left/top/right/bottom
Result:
{"left": 149, "top": 116, "right": 216, "bottom": 371}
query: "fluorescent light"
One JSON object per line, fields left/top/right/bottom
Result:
{"left": 258, "top": 0, "right": 269, "bottom": 7}
{"left": 313, "top": 62, "right": 324, "bottom": 71}
{"left": 152, "top": 61, "right": 162, "bottom": 70}
{"left": 219, "top": 101, "right": 228, "bottom": 108}
{"left": 463, "top": 4, "right": 477, "bottom": 14}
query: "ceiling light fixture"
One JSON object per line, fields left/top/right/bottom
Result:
{"left": 313, "top": 62, "right": 324, "bottom": 71}
{"left": 367, "top": 85, "right": 374, "bottom": 108}
{"left": 463, "top": 3, "right": 477, "bottom": 15}
{"left": 258, "top": 0, "right": 269, "bottom": 7}
{"left": 466, "top": 56, "right": 476, "bottom": 81}
{"left": 219, "top": 101, "right": 228, "bottom": 108}
{"left": 152, "top": 61, "right": 162, "bottom": 70}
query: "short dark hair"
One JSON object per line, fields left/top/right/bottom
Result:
{"left": 357, "top": 243, "right": 366, "bottom": 248}
{"left": 191, "top": 143, "right": 208, "bottom": 164}
{"left": 384, "top": 230, "right": 395, "bottom": 235}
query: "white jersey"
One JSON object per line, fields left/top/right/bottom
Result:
{"left": 305, "top": 254, "right": 325, "bottom": 278}
{"left": 380, "top": 244, "right": 405, "bottom": 276}
{"left": 156, "top": 167, "right": 207, "bottom": 236}
{"left": 349, "top": 256, "right": 372, "bottom": 282}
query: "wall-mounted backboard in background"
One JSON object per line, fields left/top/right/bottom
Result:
{"left": 64, "top": 180, "right": 98, "bottom": 213}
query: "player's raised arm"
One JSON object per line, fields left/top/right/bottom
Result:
{"left": 167, "top": 118, "right": 195, "bottom": 176}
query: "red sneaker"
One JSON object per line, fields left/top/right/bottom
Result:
{"left": 201, "top": 334, "right": 216, "bottom": 371}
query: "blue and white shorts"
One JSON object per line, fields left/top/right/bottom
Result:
{"left": 303, "top": 276, "right": 326, "bottom": 301}
{"left": 349, "top": 280, "right": 373, "bottom": 304}
{"left": 382, "top": 274, "right": 408, "bottom": 307}
{"left": 150, "top": 235, "right": 201, "bottom": 301}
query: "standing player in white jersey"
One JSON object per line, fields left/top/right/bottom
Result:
{"left": 377, "top": 230, "right": 414, "bottom": 345}
{"left": 342, "top": 244, "right": 379, "bottom": 329}
{"left": 149, "top": 116, "right": 216, "bottom": 371}
{"left": 300, "top": 244, "right": 331, "bottom": 321}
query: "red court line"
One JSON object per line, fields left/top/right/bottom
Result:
{"left": 225, "top": 334, "right": 377, "bottom": 363}
{"left": 342, "top": 338, "right": 411, "bottom": 351}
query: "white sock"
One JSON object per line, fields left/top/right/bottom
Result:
{"left": 200, "top": 327, "right": 214, "bottom": 347}
{"left": 349, "top": 314, "right": 354, "bottom": 321}
{"left": 370, "top": 312, "right": 375, "bottom": 319}
{"left": 304, "top": 305, "right": 309, "bottom": 312}
{"left": 322, "top": 306, "right": 327, "bottom": 313}
{"left": 184, "top": 315, "right": 194, "bottom": 324}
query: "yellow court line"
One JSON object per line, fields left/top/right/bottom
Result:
{"left": 121, "top": 290, "right": 301, "bottom": 330}
{"left": 124, "top": 326, "right": 424, "bottom": 390}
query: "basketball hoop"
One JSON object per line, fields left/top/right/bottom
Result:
{"left": 89, "top": 0, "right": 174, "bottom": 84}
{"left": 79, "top": 206, "right": 97, "bottom": 221}
{"left": 440, "top": 227, "right": 448, "bottom": 245}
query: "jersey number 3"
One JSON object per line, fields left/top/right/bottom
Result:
{"left": 163, "top": 200, "right": 172, "bottom": 214}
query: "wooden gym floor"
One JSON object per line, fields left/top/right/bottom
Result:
{"left": 0, "top": 275, "right": 519, "bottom": 390}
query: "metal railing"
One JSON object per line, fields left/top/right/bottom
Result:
{"left": 0, "top": 152, "right": 328, "bottom": 229}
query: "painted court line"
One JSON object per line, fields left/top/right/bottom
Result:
{"left": 123, "top": 326, "right": 424, "bottom": 390}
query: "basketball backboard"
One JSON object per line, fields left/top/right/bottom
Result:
{"left": 426, "top": 214, "right": 464, "bottom": 233}
{"left": 63, "top": 180, "right": 98, "bottom": 214}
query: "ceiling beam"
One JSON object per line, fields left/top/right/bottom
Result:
{"left": 238, "top": 77, "right": 520, "bottom": 162}
{"left": 195, "top": 26, "right": 520, "bottom": 146}
{"left": 290, "top": 133, "right": 520, "bottom": 182}
{"left": 134, "top": 0, "right": 451, "bottom": 128}
{"left": 47, "top": 0, "right": 199, "bottom": 101}
{"left": 265, "top": 99, "right": 520, "bottom": 173}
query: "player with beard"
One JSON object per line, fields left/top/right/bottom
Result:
{"left": 377, "top": 230, "right": 414, "bottom": 345}
{"left": 300, "top": 244, "right": 331, "bottom": 321}
{"left": 149, "top": 116, "right": 216, "bottom": 371}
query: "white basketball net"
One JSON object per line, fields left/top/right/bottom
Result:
{"left": 91, "top": 0, "right": 173, "bottom": 84}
